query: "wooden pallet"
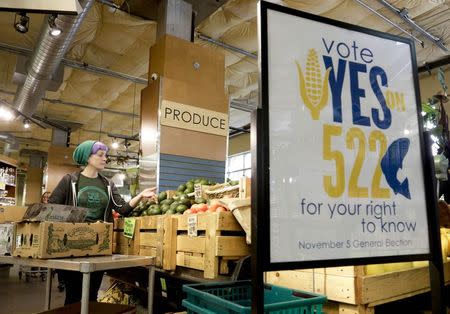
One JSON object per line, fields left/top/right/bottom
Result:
{"left": 174, "top": 211, "right": 250, "bottom": 279}
{"left": 266, "top": 262, "right": 450, "bottom": 314}
{"left": 113, "top": 216, "right": 177, "bottom": 269}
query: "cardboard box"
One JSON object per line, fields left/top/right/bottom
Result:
{"left": 23, "top": 203, "right": 87, "bottom": 222}
{"left": 0, "top": 206, "right": 28, "bottom": 223}
{"left": 0, "top": 223, "right": 13, "bottom": 255}
{"left": 13, "top": 221, "right": 113, "bottom": 259}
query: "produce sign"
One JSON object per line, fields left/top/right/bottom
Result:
{"left": 160, "top": 100, "right": 228, "bottom": 136}
{"left": 258, "top": 2, "right": 432, "bottom": 267}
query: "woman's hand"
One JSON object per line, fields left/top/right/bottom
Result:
{"left": 129, "top": 187, "right": 157, "bottom": 208}
{"left": 140, "top": 187, "right": 157, "bottom": 200}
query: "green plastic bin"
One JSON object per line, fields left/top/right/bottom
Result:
{"left": 182, "top": 280, "right": 326, "bottom": 314}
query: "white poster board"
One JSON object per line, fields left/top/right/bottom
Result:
{"left": 263, "top": 6, "right": 430, "bottom": 264}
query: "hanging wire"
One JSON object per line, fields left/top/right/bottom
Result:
{"left": 132, "top": 83, "right": 136, "bottom": 136}
{"left": 99, "top": 110, "right": 103, "bottom": 142}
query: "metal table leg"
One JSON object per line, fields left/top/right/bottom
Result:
{"left": 148, "top": 266, "right": 155, "bottom": 314}
{"left": 81, "top": 272, "right": 91, "bottom": 314}
{"left": 44, "top": 268, "right": 53, "bottom": 310}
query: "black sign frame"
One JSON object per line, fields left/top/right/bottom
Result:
{"left": 253, "top": 0, "right": 437, "bottom": 272}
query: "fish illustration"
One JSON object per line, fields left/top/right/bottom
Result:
{"left": 381, "top": 138, "right": 411, "bottom": 199}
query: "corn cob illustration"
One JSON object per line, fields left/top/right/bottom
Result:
{"left": 296, "top": 49, "right": 331, "bottom": 120}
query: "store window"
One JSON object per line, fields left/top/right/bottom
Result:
{"left": 226, "top": 152, "right": 251, "bottom": 180}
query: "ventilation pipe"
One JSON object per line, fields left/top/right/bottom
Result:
{"left": 13, "top": 0, "right": 94, "bottom": 117}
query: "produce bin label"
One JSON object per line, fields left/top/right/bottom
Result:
{"left": 260, "top": 4, "right": 431, "bottom": 264}
{"left": 124, "top": 218, "right": 136, "bottom": 239}
{"left": 188, "top": 215, "right": 198, "bottom": 237}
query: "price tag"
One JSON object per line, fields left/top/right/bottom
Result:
{"left": 194, "top": 183, "right": 202, "bottom": 200}
{"left": 188, "top": 215, "right": 198, "bottom": 237}
{"left": 124, "top": 218, "right": 136, "bottom": 239}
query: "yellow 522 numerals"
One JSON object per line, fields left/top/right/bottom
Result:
{"left": 323, "top": 124, "right": 390, "bottom": 199}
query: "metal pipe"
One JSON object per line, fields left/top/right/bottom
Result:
{"left": 230, "top": 101, "right": 257, "bottom": 112}
{"left": 353, "top": 0, "right": 424, "bottom": 47}
{"left": 377, "top": 0, "right": 447, "bottom": 51}
{"left": 418, "top": 56, "right": 450, "bottom": 73}
{"left": 229, "top": 126, "right": 250, "bottom": 133}
{"left": 13, "top": 0, "right": 96, "bottom": 117}
{"left": 62, "top": 58, "right": 147, "bottom": 84}
{"left": 197, "top": 33, "right": 257, "bottom": 59}
{"left": 44, "top": 98, "right": 140, "bottom": 118}
{"left": 0, "top": 88, "right": 139, "bottom": 118}
{"left": 0, "top": 42, "right": 148, "bottom": 85}
{"left": 31, "top": 115, "right": 69, "bottom": 132}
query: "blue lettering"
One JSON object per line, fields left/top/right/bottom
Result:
{"left": 322, "top": 38, "right": 334, "bottom": 54}
{"left": 349, "top": 61, "right": 370, "bottom": 127}
{"left": 370, "top": 66, "right": 391, "bottom": 129}
{"left": 323, "top": 56, "right": 346, "bottom": 123}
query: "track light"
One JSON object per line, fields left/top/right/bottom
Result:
{"left": 23, "top": 119, "right": 30, "bottom": 129}
{"left": 111, "top": 139, "right": 119, "bottom": 149}
{"left": 48, "top": 14, "right": 62, "bottom": 37}
{"left": 14, "top": 12, "right": 29, "bottom": 34}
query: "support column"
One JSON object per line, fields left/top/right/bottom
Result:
{"left": 25, "top": 154, "right": 45, "bottom": 204}
{"left": 140, "top": 0, "right": 228, "bottom": 191}
{"left": 46, "top": 129, "right": 78, "bottom": 192}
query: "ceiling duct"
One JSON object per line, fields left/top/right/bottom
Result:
{"left": 12, "top": 0, "right": 95, "bottom": 117}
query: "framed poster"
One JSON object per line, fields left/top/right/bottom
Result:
{"left": 256, "top": 1, "right": 434, "bottom": 270}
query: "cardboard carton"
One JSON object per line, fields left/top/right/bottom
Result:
{"left": 23, "top": 203, "right": 87, "bottom": 222}
{"left": 0, "top": 206, "right": 28, "bottom": 223}
{"left": 13, "top": 221, "right": 112, "bottom": 259}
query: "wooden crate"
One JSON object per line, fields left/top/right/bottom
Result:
{"left": 266, "top": 262, "right": 450, "bottom": 314}
{"left": 113, "top": 216, "right": 177, "bottom": 269}
{"left": 174, "top": 211, "right": 250, "bottom": 279}
{"left": 139, "top": 215, "right": 177, "bottom": 270}
{"left": 113, "top": 218, "right": 141, "bottom": 255}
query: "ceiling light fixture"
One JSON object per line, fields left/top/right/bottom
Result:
{"left": 23, "top": 119, "right": 30, "bottom": 129}
{"left": 48, "top": 14, "right": 62, "bottom": 37}
{"left": 111, "top": 139, "right": 119, "bottom": 149}
{"left": 0, "top": 106, "right": 14, "bottom": 121}
{"left": 14, "top": 12, "right": 29, "bottom": 34}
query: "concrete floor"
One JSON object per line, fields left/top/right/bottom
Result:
{"left": 0, "top": 265, "right": 65, "bottom": 314}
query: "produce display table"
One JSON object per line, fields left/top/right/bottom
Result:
{"left": 0, "top": 255, "right": 155, "bottom": 314}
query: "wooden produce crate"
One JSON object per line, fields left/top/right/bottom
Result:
{"left": 113, "top": 218, "right": 141, "bottom": 255}
{"left": 139, "top": 215, "right": 177, "bottom": 269}
{"left": 266, "top": 261, "right": 450, "bottom": 314}
{"left": 113, "top": 216, "right": 177, "bottom": 269}
{"left": 174, "top": 212, "right": 250, "bottom": 279}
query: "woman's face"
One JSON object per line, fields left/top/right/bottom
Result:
{"left": 88, "top": 149, "right": 107, "bottom": 171}
{"left": 42, "top": 193, "right": 50, "bottom": 204}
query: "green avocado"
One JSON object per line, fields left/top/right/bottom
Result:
{"left": 170, "top": 201, "right": 180, "bottom": 211}
{"left": 165, "top": 209, "right": 176, "bottom": 215}
{"left": 161, "top": 204, "right": 170, "bottom": 213}
{"left": 158, "top": 191, "right": 167, "bottom": 202}
{"left": 176, "top": 204, "right": 188, "bottom": 214}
